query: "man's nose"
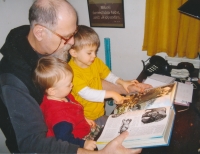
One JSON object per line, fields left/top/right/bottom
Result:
{"left": 67, "top": 37, "right": 75, "bottom": 45}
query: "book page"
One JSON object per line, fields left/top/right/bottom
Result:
{"left": 144, "top": 77, "right": 167, "bottom": 87}
{"left": 114, "top": 83, "right": 177, "bottom": 115}
{"left": 149, "top": 74, "right": 175, "bottom": 84}
{"left": 140, "top": 93, "right": 171, "bottom": 110}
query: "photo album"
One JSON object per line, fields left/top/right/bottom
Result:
{"left": 97, "top": 83, "right": 177, "bottom": 150}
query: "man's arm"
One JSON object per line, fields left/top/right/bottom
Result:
{"left": 0, "top": 74, "right": 142, "bottom": 153}
{"left": 102, "top": 80, "right": 152, "bottom": 94}
{"left": 102, "top": 80, "right": 127, "bottom": 94}
{"left": 0, "top": 73, "right": 79, "bottom": 153}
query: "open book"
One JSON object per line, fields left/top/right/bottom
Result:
{"left": 97, "top": 83, "right": 177, "bottom": 149}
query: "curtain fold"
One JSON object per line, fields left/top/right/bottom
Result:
{"left": 142, "top": 0, "right": 200, "bottom": 58}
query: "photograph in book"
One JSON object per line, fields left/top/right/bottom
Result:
{"left": 113, "top": 83, "right": 177, "bottom": 116}
{"left": 97, "top": 106, "right": 175, "bottom": 149}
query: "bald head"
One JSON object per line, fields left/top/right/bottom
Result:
{"left": 29, "top": 0, "right": 77, "bottom": 29}
{"left": 28, "top": 0, "right": 77, "bottom": 60}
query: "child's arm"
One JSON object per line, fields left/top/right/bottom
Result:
{"left": 104, "top": 72, "right": 139, "bottom": 93}
{"left": 79, "top": 87, "right": 128, "bottom": 104}
{"left": 84, "top": 140, "right": 97, "bottom": 150}
{"left": 78, "top": 87, "right": 105, "bottom": 102}
{"left": 78, "top": 87, "right": 129, "bottom": 104}
{"left": 53, "top": 121, "right": 85, "bottom": 147}
{"left": 85, "top": 118, "right": 96, "bottom": 128}
{"left": 105, "top": 90, "right": 130, "bottom": 104}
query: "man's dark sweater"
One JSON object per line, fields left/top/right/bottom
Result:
{"left": 0, "top": 25, "right": 79, "bottom": 153}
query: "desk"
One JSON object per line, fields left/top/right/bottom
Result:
{"left": 137, "top": 69, "right": 200, "bottom": 154}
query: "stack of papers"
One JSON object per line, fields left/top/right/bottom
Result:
{"left": 174, "top": 82, "right": 193, "bottom": 106}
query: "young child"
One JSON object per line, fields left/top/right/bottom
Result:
{"left": 33, "top": 56, "right": 97, "bottom": 150}
{"left": 68, "top": 25, "right": 138, "bottom": 126}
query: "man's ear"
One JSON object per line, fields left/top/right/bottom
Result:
{"left": 46, "top": 87, "right": 56, "bottom": 96}
{"left": 69, "top": 49, "right": 77, "bottom": 57}
{"left": 33, "top": 24, "right": 44, "bottom": 41}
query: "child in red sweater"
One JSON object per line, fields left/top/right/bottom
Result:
{"left": 33, "top": 56, "right": 98, "bottom": 150}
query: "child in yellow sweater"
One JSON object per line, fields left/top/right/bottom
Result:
{"left": 69, "top": 25, "right": 140, "bottom": 126}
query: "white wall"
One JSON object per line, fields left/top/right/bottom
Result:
{"left": 0, "top": 0, "right": 166, "bottom": 152}
{"left": 0, "top": 0, "right": 34, "bottom": 59}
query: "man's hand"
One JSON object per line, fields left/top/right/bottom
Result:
{"left": 102, "top": 80, "right": 152, "bottom": 95}
{"left": 128, "top": 83, "right": 152, "bottom": 93}
{"left": 77, "top": 131, "right": 142, "bottom": 154}
{"left": 116, "top": 79, "right": 139, "bottom": 93}
{"left": 100, "top": 131, "right": 142, "bottom": 154}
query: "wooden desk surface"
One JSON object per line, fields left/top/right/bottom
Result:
{"left": 137, "top": 69, "right": 200, "bottom": 154}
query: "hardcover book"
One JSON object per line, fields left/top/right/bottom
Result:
{"left": 97, "top": 83, "right": 177, "bottom": 149}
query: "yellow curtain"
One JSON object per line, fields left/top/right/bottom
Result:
{"left": 142, "top": 0, "right": 200, "bottom": 58}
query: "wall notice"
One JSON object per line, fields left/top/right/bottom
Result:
{"left": 87, "top": 0, "right": 125, "bottom": 28}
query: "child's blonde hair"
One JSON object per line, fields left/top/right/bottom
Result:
{"left": 33, "top": 56, "right": 73, "bottom": 91}
{"left": 71, "top": 25, "right": 100, "bottom": 51}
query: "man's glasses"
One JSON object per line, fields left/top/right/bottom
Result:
{"left": 37, "top": 24, "right": 78, "bottom": 45}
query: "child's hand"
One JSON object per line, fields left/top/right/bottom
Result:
{"left": 105, "top": 91, "right": 130, "bottom": 104}
{"left": 85, "top": 118, "right": 96, "bottom": 128}
{"left": 112, "top": 92, "right": 130, "bottom": 104}
{"left": 84, "top": 140, "right": 97, "bottom": 150}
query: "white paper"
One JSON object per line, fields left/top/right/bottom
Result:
{"left": 144, "top": 78, "right": 168, "bottom": 87}
{"left": 143, "top": 74, "right": 175, "bottom": 88}
{"left": 174, "top": 82, "right": 193, "bottom": 103}
{"left": 149, "top": 74, "right": 175, "bottom": 84}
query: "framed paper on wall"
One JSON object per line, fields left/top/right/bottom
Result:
{"left": 87, "top": 0, "right": 125, "bottom": 28}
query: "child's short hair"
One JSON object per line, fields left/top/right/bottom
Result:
{"left": 33, "top": 56, "right": 73, "bottom": 91}
{"left": 71, "top": 25, "right": 100, "bottom": 51}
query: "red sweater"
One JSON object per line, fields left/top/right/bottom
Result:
{"left": 40, "top": 94, "right": 90, "bottom": 139}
